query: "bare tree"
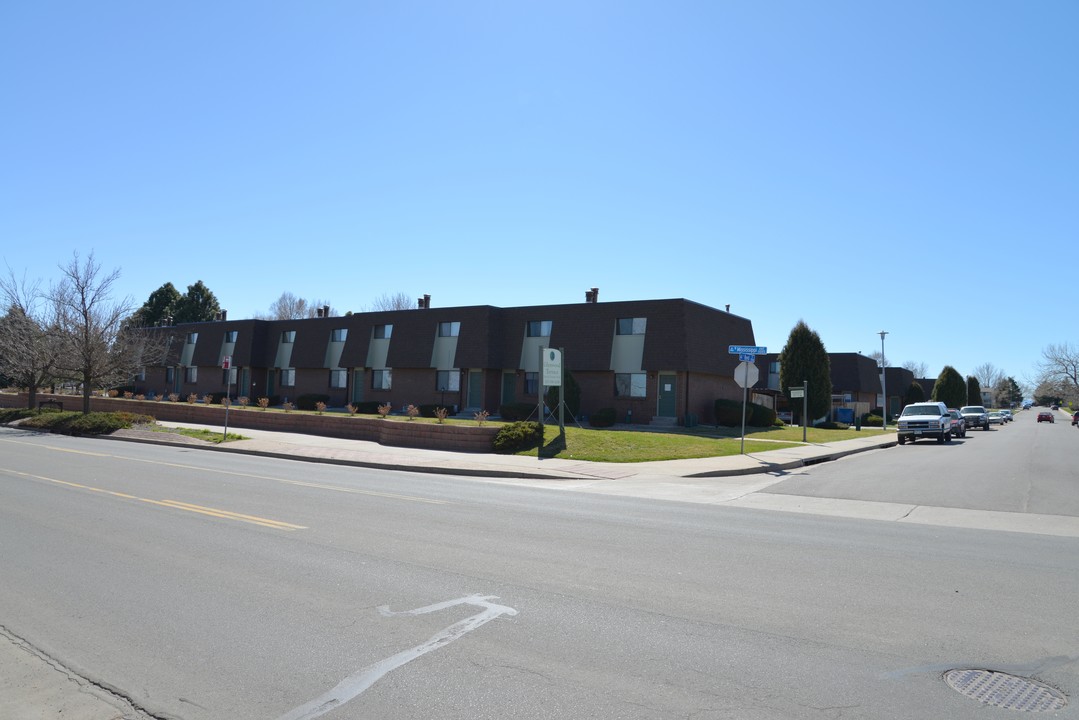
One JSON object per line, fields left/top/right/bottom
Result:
{"left": 267, "top": 292, "right": 337, "bottom": 319}
{"left": 972, "top": 362, "right": 1007, "bottom": 407}
{"left": 1035, "top": 342, "right": 1079, "bottom": 401}
{"left": 0, "top": 268, "right": 64, "bottom": 408}
{"left": 902, "top": 360, "right": 928, "bottom": 378}
{"left": 50, "top": 252, "right": 150, "bottom": 413}
{"left": 371, "top": 292, "right": 415, "bottom": 312}
{"left": 868, "top": 350, "right": 888, "bottom": 368}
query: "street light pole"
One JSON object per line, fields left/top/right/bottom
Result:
{"left": 879, "top": 331, "right": 889, "bottom": 430}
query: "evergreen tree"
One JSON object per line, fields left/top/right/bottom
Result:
{"left": 172, "top": 280, "right": 221, "bottom": 323}
{"left": 931, "top": 365, "right": 966, "bottom": 409}
{"left": 966, "top": 375, "right": 983, "bottom": 406}
{"left": 904, "top": 380, "right": 925, "bottom": 405}
{"left": 778, "top": 320, "right": 831, "bottom": 424}
{"left": 131, "top": 282, "right": 181, "bottom": 327}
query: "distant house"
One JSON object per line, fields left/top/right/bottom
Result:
{"left": 756, "top": 352, "right": 885, "bottom": 421}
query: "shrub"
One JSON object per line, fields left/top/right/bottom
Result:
{"left": 499, "top": 402, "right": 536, "bottom": 422}
{"left": 186, "top": 393, "right": 198, "bottom": 404}
{"left": 238, "top": 396, "right": 250, "bottom": 409}
{"left": 168, "top": 393, "right": 180, "bottom": 402}
{"left": 20, "top": 411, "right": 154, "bottom": 435}
{"left": 282, "top": 402, "right": 294, "bottom": 413}
{"left": 861, "top": 413, "right": 883, "bottom": 427}
{"left": 406, "top": 404, "right": 419, "bottom": 420}
{"left": 748, "top": 402, "right": 777, "bottom": 427}
{"left": 434, "top": 407, "right": 449, "bottom": 423}
{"left": 258, "top": 397, "right": 270, "bottom": 410}
{"left": 815, "top": 421, "right": 850, "bottom": 430}
{"left": 377, "top": 403, "right": 392, "bottom": 418}
{"left": 493, "top": 421, "right": 543, "bottom": 453}
{"left": 418, "top": 404, "right": 441, "bottom": 418}
{"left": 714, "top": 399, "right": 742, "bottom": 426}
{"left": 589, "top": 407, "right": 616, "bottom": 427}
{"left": 315, "top": 401, "right": 326, "bottom": 415}
{"left": 296, "top": 394, "right": 331, "bottom": 411}
{"left": 205, "top": 391, "right": 229, "bottom": 404}
{"left": 474, "top": 410, "right": 490, "bottom": 426}
{"left": 346, "top": 401, "right": 382, "bottom": 414}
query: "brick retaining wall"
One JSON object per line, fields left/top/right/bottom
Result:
{"left": 0, "top": 393, "right": 499, "bottom": 453}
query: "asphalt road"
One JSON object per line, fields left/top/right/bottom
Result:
{"left": 1, "top": 422, "right": 1077, "bottom": 719}
{"left": 765, "top": 409, "right": 1079, "bottom": 515}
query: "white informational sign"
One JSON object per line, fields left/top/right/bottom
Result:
{"left": 542, "top": 348, "right": 562, "bottom": 386}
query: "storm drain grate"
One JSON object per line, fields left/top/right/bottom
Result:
{"left": 944, "top": 669, "right": 1067, "bottom": 712}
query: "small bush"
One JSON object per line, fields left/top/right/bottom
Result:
{"left": 19, "top": 411, "right": 154, "bottom": 435}
{"left": 296, "top": 394, "right": 331, "bottom": 411}
{"left": 493, "top": 421, "right": 543, "bottom": 453}
{"left": 315, "top": 401, "right": 326, "bottom": 415}
{"left": 282, "top": 402, "right": 294, "bottom": 413}
{"left": 238, "top": 396, "right": 250, "bottom": 408}
{"left": 258, "top": 397, "right": 270, "bottom": 410}
{"left": 186, "top": 393, "right": 198, "bottom": 404}
{"left": 348, "top": 401, "right": 382, "bottom": 414}
{"left": 474, "top": 410, "right": 490, "bottom": 426}
{"left": 861, "top": 413, "right": 883, "bottom": 427}
{"left": 748, "top": 402, "right": 777, "bottom": 427}
{"left": 434, "top": 407, "right": 449, "bottom": 423}
{"left": 418, "top": 404, "right": 441, "bottom": 418}
{"left": 815, "top": 421, "right": 850, "bottom": 430}
{"left": 589, "top": 407, "right": 617, "bottom": 427}
{"left": 714, "top": 399, "right": 742, "bottom": 426}
{"left": 499, "top": 403, "right": 536, "bottom": 421}
{"left": 377, "top": 403, "right": 392, "bottom": 418}
{"left": 406, "top": 404, "right": 419, "bottom": 420}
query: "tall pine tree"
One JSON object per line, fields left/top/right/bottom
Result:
{"left": 778, "top": 320, "right": 831, "bottom": 424}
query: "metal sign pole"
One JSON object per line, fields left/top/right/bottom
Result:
{"left": 559, "top": 347, "right": 565, "bottom": 434}
{"left": 223, "top": 357, "right": 232, "bottom": 443}
{"left": 802, "top": 380, "right": 808, "bottom": 443}
{"left": 740, "top": 365, "right": 749, "bottom": 454}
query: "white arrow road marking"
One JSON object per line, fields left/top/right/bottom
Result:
{"left": 276, "top": 595, "right": 518, "bottom": 720}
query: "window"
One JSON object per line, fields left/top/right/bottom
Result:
{"left": 330, "top": 369, "right": 347, "bottom": 388}
{"left": 769, "top": 361, "right": 780, "bottom": 374}
{"left": 374, "top": 324, "right": 393, "bottom": 339}
{"left": 524, "top": 372, "right": 538, "bottom": 395}
{"left": 438, "top": 321, "right": 460, "bottom": 337}
{"left": 280, "top": 368, "right": 295, "bottom": 387}
{"left": 222, "top": 367, "right": 237, "bottom": 384}
{"left": 186, "top": 332, "right": 199, "bottom": 343}
{"left": 166, "top": 367, "right": 175, "bottom": 383}
{"left": 615, "top": 373, "right": 647, "bottom": 397}
{"left": 224, "top": 331, "right": 238, "bottom": 343}
{"left": 372, "top": 369, "right": 392, "bottom": 390}
{"left": 331, "top": 328, "right": 348, "bottom": 342}
{"left": 185, "top": 367, "right": 198, "bottom": 383}
{"left": 281, "top": 330, "right": 296, "bottom": 343}
{"left": 526, "top": 320, "right": 552, "bottom": 337}
{"left": 436, "top": 371, "right": 461, "bottom": 392}
{"left": 616, "top": 318, "right": 647, "bottom": 335}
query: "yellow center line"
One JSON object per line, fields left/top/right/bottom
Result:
{"left": 0, "top": 467, "right": 306, "bottom": 531}
{"left": 0, "top": 436, "right": 454, "bottom": 506}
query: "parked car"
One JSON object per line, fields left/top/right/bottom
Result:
{"left": 1037, "top": 412, "right": 1055, "bottom": 423}
{"left": 1000, "top": 410, "right": 1013, "bottom": 423}
{"left": 948, "top": 409, "right": 967, "bottom": 438}
{"left": 897, "top": 401, "right": 953, "bottom": 444}
{"left": 988, "top": 411, "right": 1004, "bottom": 425}
{"left": 1072, "top": 411, "right": 1078, "bottom": 427}
{"left": 960, "top": 405, "right": 990, "bottom": 431}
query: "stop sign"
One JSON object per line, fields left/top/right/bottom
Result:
{"left": 734, "top": 361, "right": 758, "bottom": 388}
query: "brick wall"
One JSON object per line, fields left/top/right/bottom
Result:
{"left": 0, "top": 392, "right": 499, "bottom": 453}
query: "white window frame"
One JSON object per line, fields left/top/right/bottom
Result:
{"left": 372, "top": 369, "right": 392, "bottom": 390}
{"left": 374, "top": 324, "right": 393, "bottom": 339}
{"left": 436, "top": 370, "right": 461, "bottom": 392}
{"left": 280, "top": 368, "right": 296, "bottom": 387}
{"left": 330, "top": 369, "right": 347, "bottom": 388}
{"left": 438, "top": 321, "right": 461, "bottom": 337}
{"left": 331, "top": 328, "right": 348, "bottom": 342}
{"left": 185, "top": 366, "right": 198, "bottom": 383}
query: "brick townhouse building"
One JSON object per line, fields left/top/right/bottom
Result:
{"left": 139, "top": 296, "right": 759, "bottom": 425}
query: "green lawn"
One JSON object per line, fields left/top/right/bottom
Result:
{"left": 509, "top": 423, "right": 889, "bottom": 462}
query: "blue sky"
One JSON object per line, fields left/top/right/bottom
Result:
{"left": 3, "top": 1, "right": 1075, "bottom": 391}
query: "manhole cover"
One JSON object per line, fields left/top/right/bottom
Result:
{"left": 944, "top": 669, "right": 1067, "bottom": 712}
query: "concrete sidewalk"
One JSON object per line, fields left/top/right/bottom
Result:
{"left": 111, "top": 421, "right": 898, "bottom": 482}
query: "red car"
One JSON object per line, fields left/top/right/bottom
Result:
{"left": 1037, "top": 412, "right": 1054, "bottom": 423}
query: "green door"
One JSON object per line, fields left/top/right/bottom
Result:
{"left": 502, "top": 372, "right": 516, "bottom": 405}
{"left": 468, "top": 370, "right": 483, "bottom": 409}
{"left": 657, "top": 373, "right": 677, "bottom": 417}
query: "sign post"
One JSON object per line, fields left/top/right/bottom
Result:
{"left": 729, "top": 346, "right": 765, "bottom": 454}
{"left": 542, "top": 348, "right": 564, "bottom": 433}
{"left": 789, "top": 381, "right": 808, "bottom": 442}
{"left": 222, "top": 355, "right": 232, "bottom": 442}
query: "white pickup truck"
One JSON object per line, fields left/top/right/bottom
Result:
{"left": 897, "top": 401, "right": 954, "bottom": 444}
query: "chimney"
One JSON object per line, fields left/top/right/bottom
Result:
{"left": 725, "top": 304, "right": 730, "bottom": 313}
{"left": 418, "top": 294, "right": 430, "bottom": 309}
{"left": 316, "top": 307, "right": 324, "bottom": 318}
{"left": 323, "top": 305, "right": 330, "bottom": 317}
{"left": 221, "top": 309, "right": 227, "bottom": 321}
{"left": 585, "top": 287, "right": 599, "bottom": 303}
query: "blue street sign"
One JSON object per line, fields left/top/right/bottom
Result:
{"left": 728, "top": 345, "right": 767, "bottom": 355}
{"left": 739, "top": 353, "right": 755, "bottom": 362}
